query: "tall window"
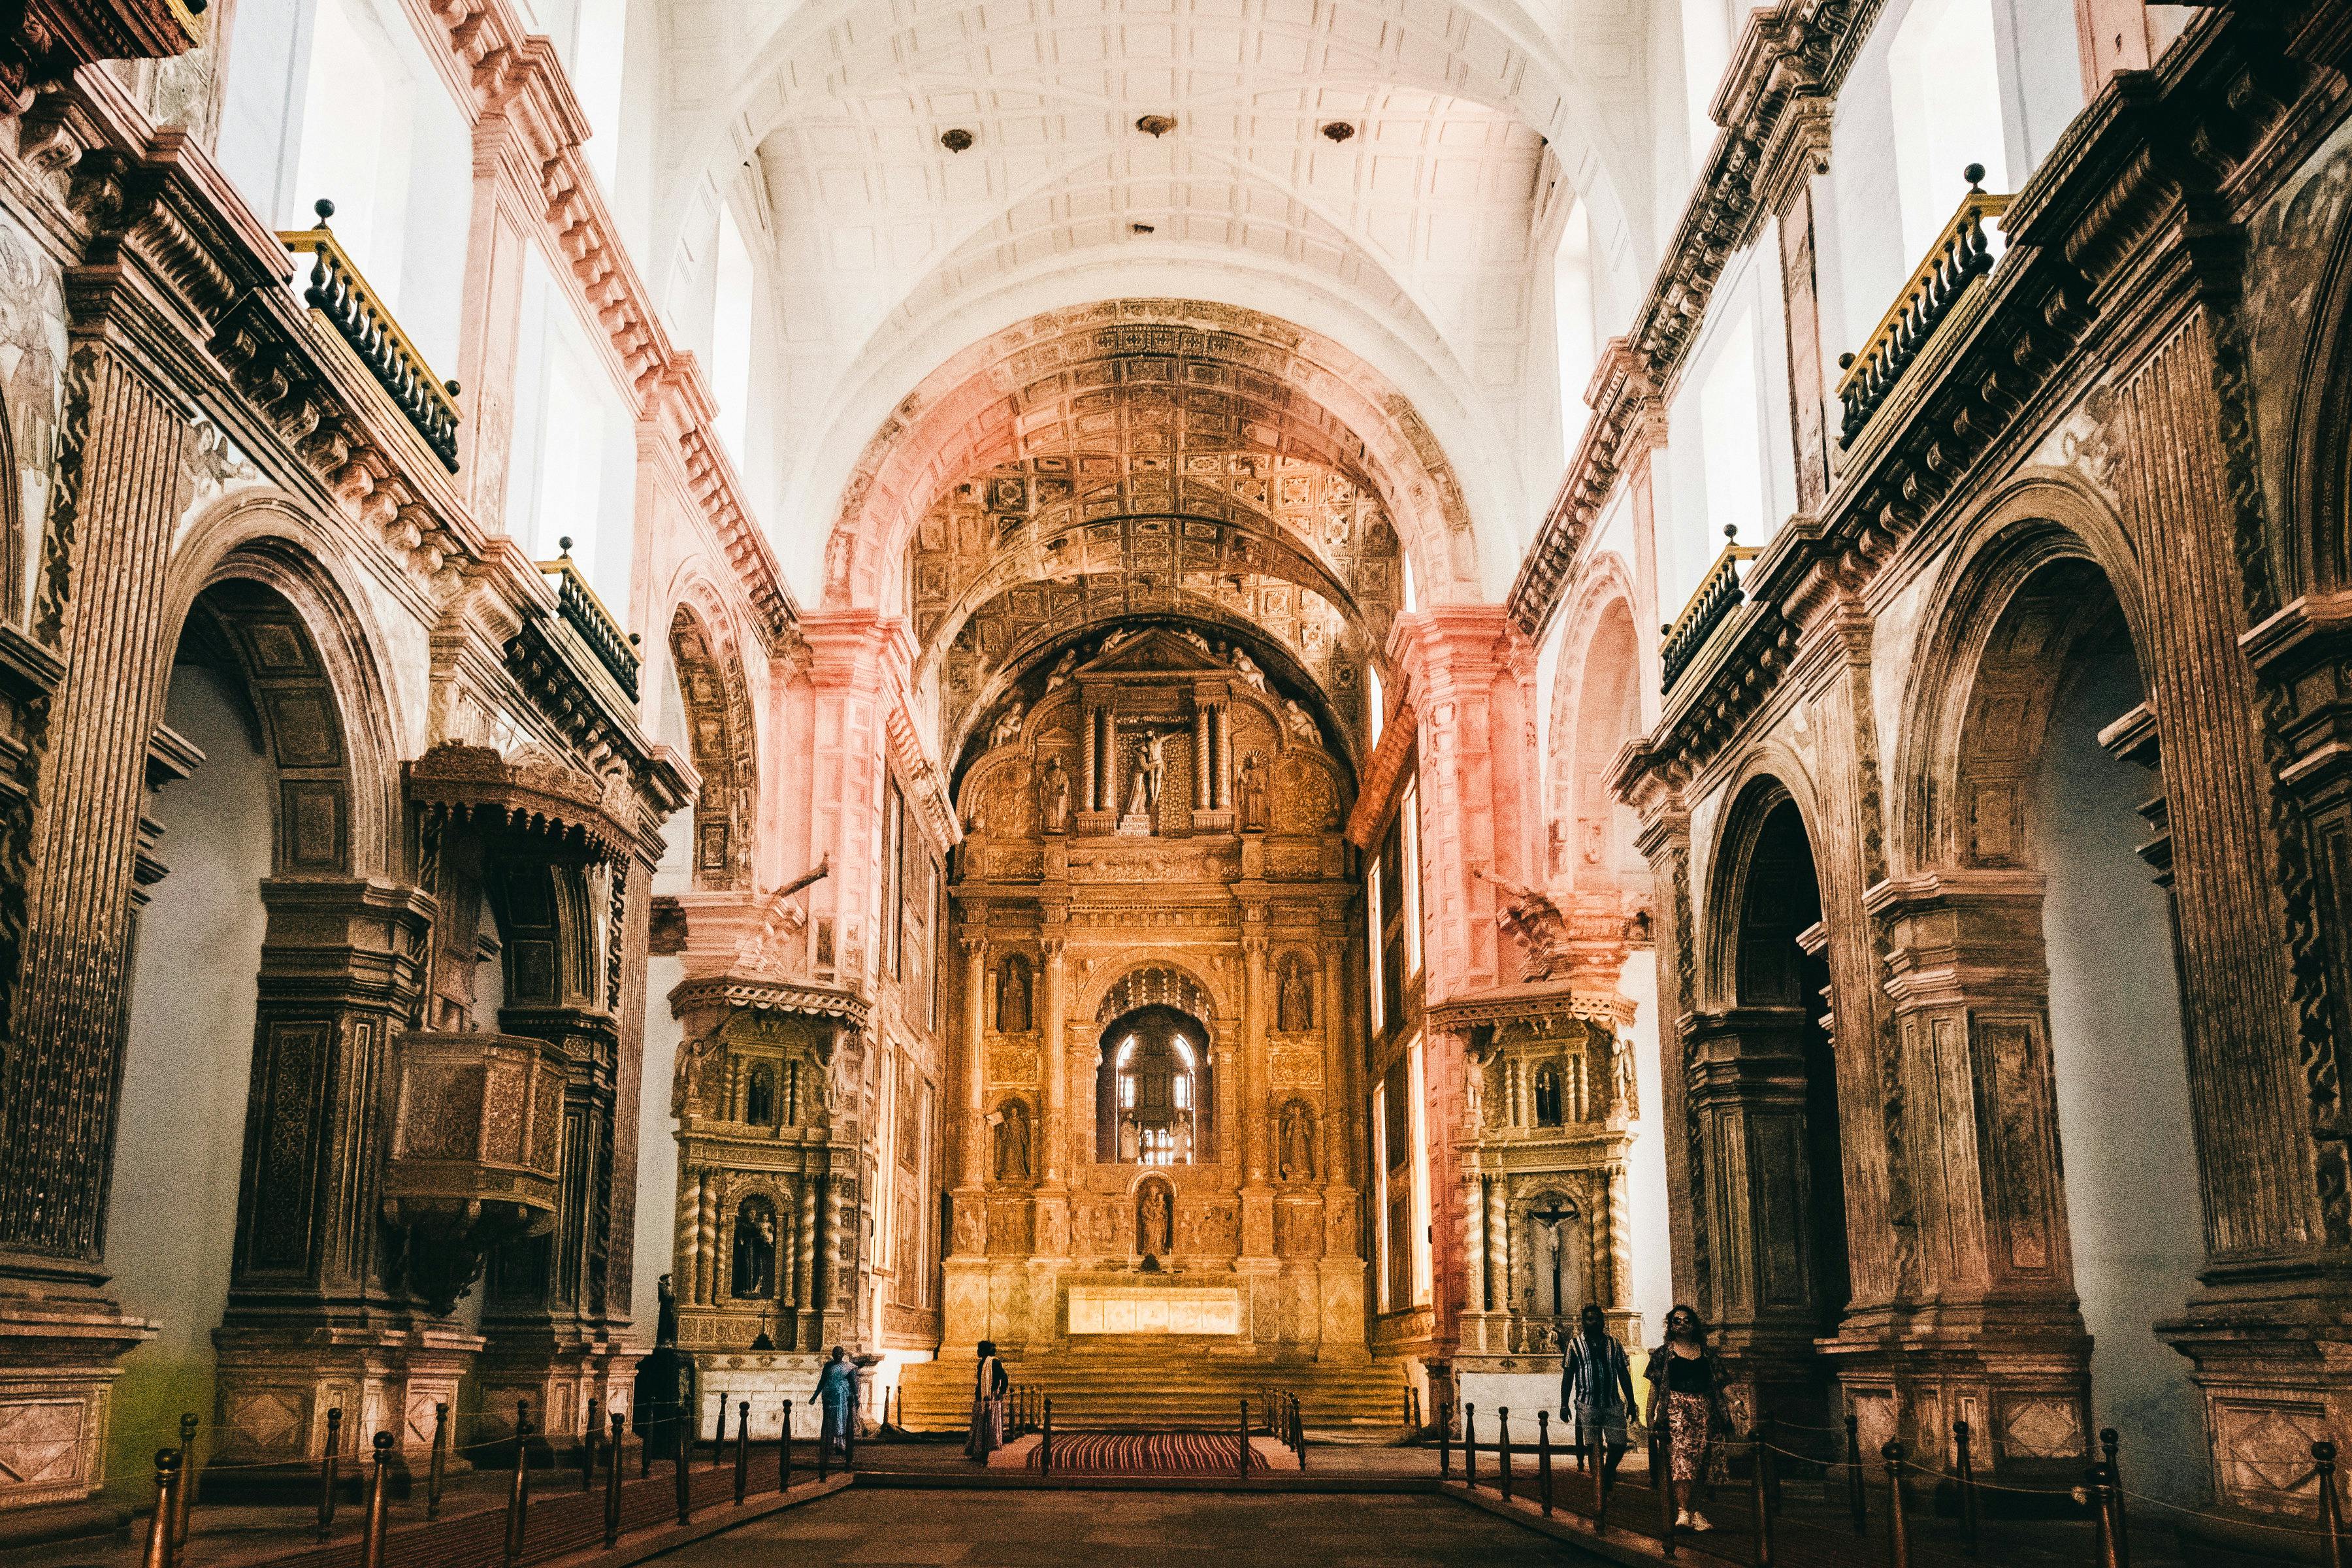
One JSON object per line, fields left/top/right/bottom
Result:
{"left": 883, "top": 778, "right": 905, "bottom": 980}
{"left": 711, "top": 204, "right": 757, "bottom": 458}
{"left": 1887, "top": 0, "right": 2012, "bottom": 259}
{"left": 1554, "top": 199, "right": 1596, "bottom": 451}
{"left": 1098, "top": 1007, "right": 1207, "bottom": 1166}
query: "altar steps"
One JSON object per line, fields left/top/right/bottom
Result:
{"left": 894, "top": 1340, "right": 1412, "bottom": 1434}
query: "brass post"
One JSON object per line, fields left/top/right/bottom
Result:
{"left": 779, "top": 1400, "right": 793, "bottom": 1492}
{"left": 712, "top": 1391, "right": 728, "bottom": 1469}
{"left": 1498, "top": 1406, "right": 1514, "bottom": 1502}
{"left": 2084, "top": 1463, "right": 2121, "bottom": 1568}
{"left": 583, "top": 1397, "right": 599, "bottom": 1492}
{"left": 1591, "top": 1415, "right": 1608, "bottom": 1532}
{"left": 734, "top": 1399, "right": 750, "bottom": 1504}
{"left": 1537, "top": 1410, "right": 1553, "bottom": 1515}
{"left": 2319, "top": 1441, "right": 2345, "bottom": 1568}
{"left": 1237, "top": 1398, "right": 1250, "bottom": 1478}
{"left": 604, "top": 1415, "right": 625, "bottom": 1548}
{"left": 1882, "top": 1440, "right": 1910, "bottom": 1568}
{"left": 1463, "top": 1403, "right": 1477, "bottom": 1490}
{"left": 427, "top": 1402, "right": 449, "bottom": 1519}
{"left": 1438, "top": 1394, "right": 1450, "bottom": 1480}
{"left": 817, "top": 1399, "right": 832, "bottom": 1484}
{"left": 1748, "top": 1429, "right": 1772, "bottom": 1568}
{"left": 1953, "top": 1418, "right": 1978, "bottom": 1557}
{"left": 1845, "top": 1413, "right": 1867, "bottom": 1535}
{"left": 673, "top": 1410, "right": 692, "bottom": 1524}
{"left": 1655, "top": 1426, "right": 1675, "bottom": 1558}
{"left": 143, "top": 1450, "right": 180, "bottom": 1568}
{"left": 1294, "top": 1395, "right": 1307, "bottom": 1471}
{"left": 1042, "top": 1397, "right": 1053, "bottom": 1477}
{"left": 2101, "top": 1428, "right": 2130, "bottom": 1568}
{"left": 317, "top": 1407, "right": 342, "bottom": 1542}
{"left": 362, "top": 1431, "right": 392, "bottom": 1568}
{"left": 504, "top": 1403, "right": 533, "bottom": 1565}
{"left": 171, "top": 1413, "right": 197, "bottom": 1549}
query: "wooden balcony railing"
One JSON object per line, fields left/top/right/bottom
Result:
{"left": 1835, "top": 168, "right": 2012, "bottom": 449}
{"left": 1659, "top": 532, "right": 1759, "bottom": 692}
{"left": 539, "top": 538, "right": 642, "bottom": 700}
{"left": 279, "top": 199, "right": 462, "bottom": 470}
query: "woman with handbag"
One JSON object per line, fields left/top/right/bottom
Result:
{"left": 1642, "top": 1305, "right": 1732, "bottom": 1532}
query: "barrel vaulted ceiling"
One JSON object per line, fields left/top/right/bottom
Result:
{"left": 650, "top": 0, "right": 1664, "bottom": 605}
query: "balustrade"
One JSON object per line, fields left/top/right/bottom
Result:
{"left": 1835, "top": 169, "right": 2013, "bottom": 449}
{"left": 278, "top": 201, "right": 463, "bottom": 470}
{"left": 538, "top": 538, "right": 644, "bottom": 700}
{"left": 1659, "top": 529, "right": 1760, "bottom": 693}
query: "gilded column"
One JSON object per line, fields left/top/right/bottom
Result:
{"left": 794, "top": 1177, "right": 817, "bottom": 1316}
{"left": 1241, "top": 922, "right": 1270, "bottom": 1184}
{"left": 958, "top": 932, "right": 988, "bottom": 1191}
{"left": 1216, "top": 704, "right": 1233, "bottom": 809}
{"left": 819, "top": 1173, "right": 843, "bottom": 1325}
{"left": 1082, "top": 701, "right": 1099, "bottom": 813}
{"left": 1465, "top": 1171, "right": 1488, "bottom": 1313}
{"left": 1318, "top": 923, "right": 1352, "bottom": 1187}
{"left": 1194, "top": 704, "right": 1211, "bottom": 809}
{"left": 1039, "top": 931, "right": 1068, "bottom": 1187}
{"left": 1487, "top": 1179, "right": 1511, "bottom": 1318}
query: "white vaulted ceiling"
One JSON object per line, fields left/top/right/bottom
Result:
{"left": 651, "top": 0, "right": 1659, "bottom": 602}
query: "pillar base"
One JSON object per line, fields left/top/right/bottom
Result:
{"left": 1815, "top": 1302, "right": 2093, "bottom": 1482}
{"left": 0, "top": 1288, "right": 154, "bottom": 1518}
{"left": 211, "top": 1318, "right": 482, "bottom": 1468}
{"left": 2157, "top": 1269, "right": 2352, "bottom": 1523}
{"left": 475, "top": 1325, "right": 640, "bottom": 1456}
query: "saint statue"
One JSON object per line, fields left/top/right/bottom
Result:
{"left": 1279, "top": 1101, "right": 1315, "bottom": 1181}
{"left": 1282, "top": 698, "right": 1316, "bottom": 742}
{"left": 1277, "top": 956, "right": 1314, "bottom": 1032}
{"left": 1040, "top": 755, "right": 1070, "bottom": 834}
{"left": 996, "top": 955, "right": 1032, "bottom": 1033}
{"left": 656, "top": 1273, "right": 679, "bottom": 1346}
{"left": 1175, "top": 1119, "right": 1194, "bottom": 1164}
{"left": 1119, "top": 1115, "right": 1140, "bottom": 1163}
{"left": 993, "top": 1100, "right": 1032, "bottom": 1181}
{"left": 1122, "top": 739, "right": 1152, "bottom": 817}
{"left": 1136, "top": 1182, "right": 1174, "bottom": 1258}
{"left": 990, "top": 704, "right": 1024, "bottom": 747}
{"left": 1239, "top": 751, "right": 1269, "bottom": 831}
{"left": 732, "top": 1197, "right": 778, "bottom": 1298}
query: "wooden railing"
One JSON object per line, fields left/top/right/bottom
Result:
{"left": 1659, "top": 534, "right": 1759, "bottom": 691}
{"left": 1835, "top": 168, "right": 2013, "bottom": 449}
{"left": 279, "top": 200, "right": 463, "bottom": 471}
{"left": 538, "top": 539, "right": 642, "bottom": 700}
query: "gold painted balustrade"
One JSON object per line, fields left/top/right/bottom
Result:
{"left": 537, "top": 540, "right": 643, "bottom": 700}
{"left": 278, "top": 199, "right": 463, "bottom": 470}
{"left": 1835, "top": 170, "right": 2014, "bottom": 449}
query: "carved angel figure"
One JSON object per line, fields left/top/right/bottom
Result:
{"left": 990, "top": 704, "right": 1024, "bottom": 747}
{"left": 1282, "top": 699, "right": 1317, "bottom": 743}
{"left": 1230, "top": 647, "right": 1266, "bottom": 689}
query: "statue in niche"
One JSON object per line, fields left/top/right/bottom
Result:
{"left": 1277, "top": 956, "right": 1315, "bottom": 1032}
{"left": 1231, "top": 648, "right": 1267, "bottom": 691}
{"left": 996, "top": 954, "right": 1032, "bottom": 1033}
{"left": 732, "top": 1196, "right": 778, "bottom": 1298}
{"left": 1282, "top": 699, "right": 1316, "bottom": 743}
{"left": 745, "top": 1062, "right": 776, "bottom": 1124}
{"left": 1137, "top": 1181, "right": 1174, "bottom": 1259}
{"left": 1040, "top": 756, "right": 1071, "bottom": 834}
{"left": 1123, "top": 738, "right": 1152, "bottom": 818}
{"left": 1175, "top": 1119, "right": 1194, "bottom": 1164}
{"left": 1043, "top": 649, "right": 1076, "bottom": 691}
{"left": 1119, "top": 1115, "right": 1140, "bottom": 1162}
{"left": 1279, "top": 1101, "right": 1316, "bottom": 1182}
{"left": 992, "top": 1100, "right": 1032, "bottom": 1181}
{"left": 1239, "top": 751, "right": 1269, "bottom": 831}
{"left": 672, "top": 1032, "right": 721, "bottom": 1117}
{"left": 990, "top": 704, "right": 1024, "bottom": 747}
{"left": 656, "top": 1273, "right": 679, "bottom": 1346}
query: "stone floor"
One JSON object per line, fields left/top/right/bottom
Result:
{"left": 651, "top": 1486, "right": 1604, "bottom": 1566}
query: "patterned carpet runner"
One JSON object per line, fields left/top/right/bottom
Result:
{"left": 1024, "top": 1432, "right": 1269, "bottom": 1474}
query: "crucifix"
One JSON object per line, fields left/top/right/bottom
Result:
{"left": 1527, "top": 1198, "right": 1578, "bottom": 1319}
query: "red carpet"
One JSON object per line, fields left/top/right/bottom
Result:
{"left": 1026, "top": 1433, "right": 1268, "bottom": 1474}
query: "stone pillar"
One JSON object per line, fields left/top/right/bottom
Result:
{"left": 1485, "top": 1177, "right": 1510, "bottom": 1320}
{"left": 1194, "top": 704, "right": 1211, "bottom": 808}
{"left": 953, "top": 932, "right": 988, "bottom": 1253}
{"left": 1082, "top": 699, "right": 1100, "bottom": 813}
{"left": 1465, "top": 1172, "right": 1488, "bottom": 1313}
{"left": 1318, "top": 921, "right": 1353, "bottom": 1188}
{"left": 1039, "top": 931, "right": 1068, "bottom": 1188}
{"left": 793, "top": 1177, "right": 817, "bottom": 1318}
{"left": 1215, "top": 703, "right": 1233, "bottom": 809}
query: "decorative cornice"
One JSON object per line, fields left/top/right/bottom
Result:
{"left": 667, "top": 974, "right": 873, "bottom": 1033}
{"left": 406, "top": 741, "right": 640, "bottom": 863}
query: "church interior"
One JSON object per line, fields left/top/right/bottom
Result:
{"left": 3, "top": 0, "right": 2351, "bottom": 1563}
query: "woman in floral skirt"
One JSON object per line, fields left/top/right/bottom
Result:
{"left": 1642, "top": 1304, "right": 1732, "bottom": 1532}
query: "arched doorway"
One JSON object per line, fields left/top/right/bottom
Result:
{"left": 1097, "top": 1005, "right": 1215, "bottom": 1166}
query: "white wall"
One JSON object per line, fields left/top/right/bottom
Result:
{"left": 1620, "top": 948, "right": 1671, "bottom": 1354}
{"left": 2037, "top": 643, "right": 2206, "bottom": 1504}
{"left": 505, "top": 248, "right": 640, "bottom": 616}
{"left": 107, "top": 665, "right": 273, "bottom": 1497}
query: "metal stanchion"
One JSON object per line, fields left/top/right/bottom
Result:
{"left": 674, "top": 1411, "right": 693, "bottom": 1524}
{"left": 1293, "top": 1395, "right": 1307, "bottom": 1470}
{"left": 604, "top": 1414, "right": 625, "bottom": 1548}
{"left": 642, "top": 1399, "right": 654, "bottom": 1478}
{"left": 780, "top": 1400, "right": 793, "bottom": 1492}
{"left": 363, "top": 1432, "right": 392, "bottom": 1568}
{"left": 504, "top": 1404, "right": 534, "bottom": 1565}
{"left": 2319, "top": 1441, "right": 2347, "bottom": 1568}
{"left": 734, "top": 1400, "right": 750, "bottom": 1504}
{"left": 171, "top": 1413, "right": 197, "bottom": 1550}
{"left": 1237, "top": 1398, "right": 1250, "bottom": 1478}
{"left": 1845, "top": 1413, "right": 1867, "bottom": 1535}
{"left": 2101, "top": 1427, "right": 2131, "bottom": 1568}
{"left": 143, "top": 1450, "right": 181, "bottom": 1568}
{"left": 817, "top": 1403, "right": 832, "bottom": 1484}
{"left": 1654, "top": 1426, "right": 1676, "bottom": 1558}
{"left": 1498, "top": 1406, "right": 1514, "bottom": 1502}
{"left": 844, "top": 1397, "right": 857, "bottom": 1471}
{"left": 2082, "top": 1463, "right": 2121, "bottom": 1568}
{"left": 317, "top": 1406, "right": 343, "bottom": 1542}
{"left": 1463, "top": 1403, "right": 1477, "bottom": 1490}
{"left": 1042, "top": 1397, "right": 1054, "bottom": 1477}
{"left": 1537, "top": 1411, "right": 1553, "bottom": 1516}
{"left": 1953, "top": 1418, "right": 1978, "bottom": 1557}
{"left": 1438, "top": 1396, "right": 1451, "bottom": 1480}
{"left": 428, "top": 1401, "right": 449, "bottom": 1518}
{"left": 583, "top": 1397, "right": 600, "bottom": 1491}
{"left": 1882, "top": 1440, "right": 1910, "bottom": 1568}
{"left": 713, "top": 1394, "right": 728, "bottom": 1469}
{"left": 1590, "top": 1416, "right": 1608, "bottom": 1533}
{"left": 1748, "top": 1429, "right": 1772, "bottom": 1568}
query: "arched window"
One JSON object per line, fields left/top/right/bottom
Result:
{"left": 745, "top": 1062, "right": 775, "bottom": 1126}
{"left": 1097, "top": 1005, "right": 1207, "bottom": 1166}
{"left": 1534, "top": 1063, "right": 1564, "bottom": 1127}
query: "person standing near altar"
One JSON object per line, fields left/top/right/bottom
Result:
{"left": 813, "top": 1346, "right": 859, "bottom": 1461}
{"left": 966, "top": 1339, "right": 1010, "bottom": 1461}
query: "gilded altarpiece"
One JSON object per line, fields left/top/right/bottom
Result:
{"left": 941, "top": 630, "right": 1370, "bottom": 1368}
